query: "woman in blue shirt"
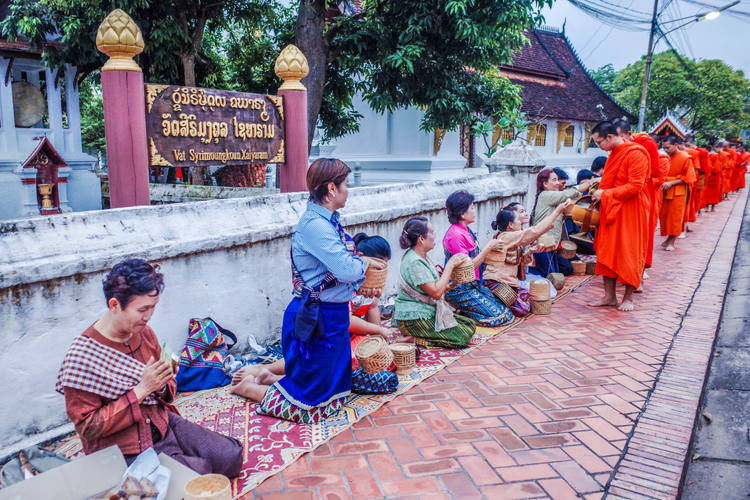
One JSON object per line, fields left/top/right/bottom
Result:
{"left": 249, "top": 158, "right": 381, "bottom": 424}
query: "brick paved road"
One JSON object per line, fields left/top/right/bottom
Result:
{"left": 249, "top": 187, "right": 748, "bottom": 500}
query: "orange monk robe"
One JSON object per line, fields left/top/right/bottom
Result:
{"left": 731, "top": 149, "right": 745, "bottom": 191}
{"left": 655, "top": 154, "right": 670, "bottom": 218}
{"left": 705, "top": 153, "right": 723, "bottom": 206}
{"left": 633, "top": 133, "right": 661, "bottom": 268}
{"left": 594, "top": 142, "right": 650, "bottom": 289}
{"left": 684, "top": 148, "right": 701, "bottom": 222}
{"left": 720, "top": 150, "right": 732, "bottom": 196}
{"left": 738, "top": 151, "right": 750, "bottom": 190}
{"left": 660, "top": 151, "right": 696, "bottom": 236}
{"left": 695, "top": 148, "right": 710, "bottom": 210}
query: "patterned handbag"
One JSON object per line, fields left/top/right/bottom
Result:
{"left": 175, "top": 317, "right": 237, "bottom": 391}
{"left": 351, "top": 368, "right": 399, "bottom": 394}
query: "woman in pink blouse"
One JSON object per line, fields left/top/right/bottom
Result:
{"left": 442, "top": 191, "right": 515, "bottom": 327}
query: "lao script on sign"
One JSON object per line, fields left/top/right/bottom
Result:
{"left": 144, "top": 84, "right": 285, "bottom": 168}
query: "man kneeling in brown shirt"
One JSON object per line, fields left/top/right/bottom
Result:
{"left": 56, "top": 259, "right": 243, "bottom": 476}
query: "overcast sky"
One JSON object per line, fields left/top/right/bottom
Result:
{"left": 541, "top": 0, "right": 750, "bottom": 76}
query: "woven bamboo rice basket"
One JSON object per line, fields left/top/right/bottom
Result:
{"left": 572, "top": 261, "right": 586, "bottom": 276}
{"left": 559, "top": 240, "right": 577, "bottom": 259}
{"left": 530, "top": 298, "right": 552, "bottom": 315}
{"left": 355, "top": 336, "right": 393, "bottom": 374}
{"left": 451, "top": 257, "right": 476, "bottom": 285}
{"left": 529, "top": 279, "right": 550, "bottom": 301}
{"left": 390, "top": 342, "right": 416, "bottom": 375}
{"left": 585, "top": 260, "right": 597, "bottom": 275}
{"left": 361, "top": 257, "right": 388, "bottom": 290}
{"left": 185, "top": 474, "right": 231, "bottom": 500}
{"left": 570, "top": 195, "right": 600, "bottom": 232}
{"left": 546, "top": 272, "right": 565, "bottom": 291}
{"left": 491, "top": 282, "right": 518, "bottom": 307}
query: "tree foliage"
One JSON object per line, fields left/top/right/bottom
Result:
{"left": 592, "top": 51, "right": 750, "bottom": 144}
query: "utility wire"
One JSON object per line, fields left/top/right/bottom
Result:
{"left": 679, "top": 0, "right": 750, "bottom": 19}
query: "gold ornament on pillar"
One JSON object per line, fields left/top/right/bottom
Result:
{"left": 96, "top": 9, "right": 145, "bottom": 72}
{"left": 274, "top": 45, "right": 309, "bottom": 91}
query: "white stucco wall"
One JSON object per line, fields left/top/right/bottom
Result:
{"left": 0, "top": 172, "right": 527, "bottom": 455}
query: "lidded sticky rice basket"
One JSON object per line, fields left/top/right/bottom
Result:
{"left": 559, "top": 240, "right": 577, "bottom": 259}
{"left": 355, "top": 336, "right": 393, "bottom": 374}
{"left": 546, "top": 272, "right": 565, "bottom": 291}
{"left": 361, "top": 257, "right": 388, "bottom": 290}
{"left": 572, "top": 261, "right": 586, "bottom": 276}
{"left": 184, "top": 474, "right": 231, "bottom": 500}
{"left": 491, "top": 282, "right": 518, "bottom": 307}
{"left": 531, "top": 298, "right": 552, "bottom": 315}
{"left": 390, "top": 342, "right": 416, "bottom": 375}
{"left": 529, "top": 279, "right": 550, "bottom": 301}
{"left": 451, "top": 257, "right": 475, "bottom": 285}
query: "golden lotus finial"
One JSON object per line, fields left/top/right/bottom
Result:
{"left": 96, "top": 9, "right": 145, "bottom": 72}
{"left": 274, "top": 44, "right": 309, "bottom": 91}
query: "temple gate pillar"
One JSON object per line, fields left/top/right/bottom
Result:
{"left": 96, "top": 9, "right": 150, "bottom": 208}
{"left": 274, "top": 45, "right": 309, "bottom": 193}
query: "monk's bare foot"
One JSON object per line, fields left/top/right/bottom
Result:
{"left": 255, "top": 368, "right": 282, "bottom": 385}
{"left": 618, "top": 299, "right": 635, "bottom": 312}
{"left": 661, "top": 239, "right": 669, "bottom": 248}
{"left": 677, "top": 232, "right": 687, "bottom": 239}
{"left": 229, "top": 379, "right": 268, "bottom": 402}
{"left": 588, "top": 296, "right": 617, "bottom": 307}
{"left": 634, "top": 285, "right": 643, "bottom": 294}
{"left": 665, "top": 245, "right": 675, "bottom": 251}
{"left": 643, "top": 271, "right": 650, "bottom": 280}
{"left": 231, "top": 365, "right": 262, "bottom": 385}
{"left": 686, "top": 226, "right": 693, "bottom": 232}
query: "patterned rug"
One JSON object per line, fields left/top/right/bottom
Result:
{"left": 48, "top": 274, "right": 592, "bottom": 497}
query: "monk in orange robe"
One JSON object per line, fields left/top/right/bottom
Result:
{"left": 589, "top": 121, "right": 649, "bottom": 312}
{"left": 720, "top": 143, "right": 732, "bottom": 199}
{"left": 677, "top": 140, "right": 698, "bottom": 228}
{"left": 737, "top": 144, "right": 749, "bottom": 190}
{"left": 705, "top": 143, "right": 723, "bottom": 210}
{"left": 684, "top": 139, "right": 703, "bottom": 219}
{"left": 659, "top": 136, "right": 696, "bottom": 251}
{"left": 614, "top": 120, "right": 660, "bottom": 272}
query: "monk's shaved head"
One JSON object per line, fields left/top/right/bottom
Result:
{"left": 592, "top": 120, "right": 618, "bottom": 138}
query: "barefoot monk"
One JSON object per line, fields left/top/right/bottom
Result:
{"left": 589, "top": 121, "right": 650, "bottom": 312}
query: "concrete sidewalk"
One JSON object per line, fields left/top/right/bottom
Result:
{"left": 249, "top": 186, "right": 749, "bottom": 500}
{"left": 681, "top": 191, "right": 750, "bottom": 500}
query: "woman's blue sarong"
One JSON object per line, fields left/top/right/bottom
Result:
{"left": 445, "top": 281, "right": 514, "bottom": 327}
{"left": 257, "top": 298, "right": 351, "bottom": 424}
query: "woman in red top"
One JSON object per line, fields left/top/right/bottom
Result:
{"left": 57, "top": 259, "right": 243, "bottom": 475}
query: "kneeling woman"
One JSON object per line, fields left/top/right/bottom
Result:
{"left": 395, "top": 217, "right": 476, "bottom": 348}
{"left": 236, "top": 158, "right": 382, "bottom": 424}
{"left": 442, "top": 191, "right": 514, "bottom": 327}
{"left": 484, "top": 200, "right": 571, "bottom": 316}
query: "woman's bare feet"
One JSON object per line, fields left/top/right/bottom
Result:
{"left": 618, "top": 299, "right": 635, "bottom": 312}
{"left": 588, "top": 296, "right": 617, "bottom": 307}
{"left": 255, "top": 368, "right": 283, "bottom": 385}
{"left": 229, "top": 378, "right": 269, "bottom": 402}
{"left": 231, "top": 365, "right": 262, "bottom": 385}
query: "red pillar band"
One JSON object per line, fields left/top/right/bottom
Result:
{"left": 278, "top": 89, "right": 309, "bottom": 193}
{"left": 101, "top": 70, "right": 150, "bottom": 208}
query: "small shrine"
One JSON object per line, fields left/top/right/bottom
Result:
{"left": 20, "top": 137, "right": 68, "bottom": 215}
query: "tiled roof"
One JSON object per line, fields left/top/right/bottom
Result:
{"left": 503, "top": 28, "right": 634, "bottom": 123}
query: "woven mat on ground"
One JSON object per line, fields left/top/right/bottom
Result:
{"left": 48, "top": 274, "right": 592, "bottom": 496}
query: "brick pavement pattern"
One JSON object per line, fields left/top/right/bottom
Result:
{"left": 249, "top": 188, "right": 748, "bottom": 500}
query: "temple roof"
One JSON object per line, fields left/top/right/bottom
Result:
{"left": 649, "top": 112, "right": 692, "bottom": 138}
{"left": 501, "top": 27, "right": 634, "bottom": 124}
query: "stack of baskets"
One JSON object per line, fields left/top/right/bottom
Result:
{"left": 572, "top": 261, "right": 586, "bottom": 276}
{"left": 491, "top": 282, "right": 518, "bottom": 307}
{"left": 355, "top": 336, "right": 393, "bottom": 374}
{"left": 529, "top": 279, "right": 551, "bottom": 315}
{"left": 361, "top": 257, "right": 388, "bottom": 293}
{"left": 451, "top": 256, "right": 475, "bottom": 285}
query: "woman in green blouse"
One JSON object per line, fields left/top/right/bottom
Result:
{"left": 394, "top": 216, "right": 476, "bottom": 349}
